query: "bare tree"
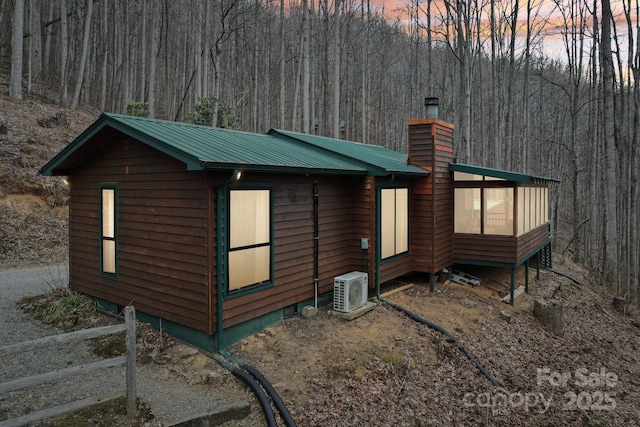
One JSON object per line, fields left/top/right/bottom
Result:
{"left": 27, "top": 0, "right": 42, "bottom": 93}
{"left": 10, "top": 0, "right": 24, "bottom": 100}
{"left": 100, "top": 0, "right": 108, "bottom": 110}
{"left": 601, "top": 0, "right": 618, "bottom": 281}
{"left": 59, "top": 0, "right": 68, "bottom": 105}
{"left": 209, "top": 0, "right": 237, "bottom": 127}
{"left": 333, "top": 0, "right": 340, "bottom": 138}
{"left": 70, "top": 0, "right": 93, "bottom": 110}
{"left": 148, "top": 0, "right": 159, "bottom": 118}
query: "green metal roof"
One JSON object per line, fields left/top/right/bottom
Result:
{"left": 43, "top": 113, "right": 423, "bottom": 176}
{"left": 449, "top": 163, "right": 559, "bottom": 183}
{"left": 269, "top": 129, "right": 426, "bottom": 176}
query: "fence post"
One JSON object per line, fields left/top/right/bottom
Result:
{"left": 124, "top": 306, "right": 137, "bottom": 417}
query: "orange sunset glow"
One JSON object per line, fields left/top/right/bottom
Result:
{"left": 359, "top": 0, "right": 636, "bottom": 63}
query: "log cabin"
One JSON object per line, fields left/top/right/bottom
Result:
{"left": 41, "top": 106, "right": 555, "bottom": 351}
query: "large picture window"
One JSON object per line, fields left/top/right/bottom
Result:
{"left": 380, "top": 188, "right": 408, "bottom": 259}
{"left": 101, "top": 185, "right": 117, "bottom": 276}
{"left": 228, "top": 189, "right": 271, "bottom": 292}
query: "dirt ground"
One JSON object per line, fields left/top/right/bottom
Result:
{"left": 216, "top": 259, "right": 640, "bottom": 426}
{"left": 11, "top": 258, "right": 640, "bottom": 427}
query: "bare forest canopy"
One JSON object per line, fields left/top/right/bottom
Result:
{"left": 1, "top": 0, "right": 639, "bottom": 304}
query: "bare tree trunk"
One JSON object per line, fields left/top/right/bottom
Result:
{"left": 10, "top": 0, "right": 24, "bottom": 100}
{"left": 71, "top": 0, "right": 93, "bottom": 110}
{"left": 426, "top": 0, "right": 432, "bottom": 95}
{"left": 333, "top": 0, "right": 340, "bottom": 138}
{"left": 522, "top": 0, "right": 534, "bottom": 169}
{"left": 211, "top": 48, "right": 221, "bottom": 127}
{"left": 505, "top": 0, "right": 519, "bottom": 170}
{"left": 279, "top": 0, "right": 286, "bottom": 129}
{"left": 27, "top": 0, "right": 42, "bottom": 93}
{"left": 623, "top": 0, "right": 639, "bottom": 303}
{"left": 302, "top": 0, "right": 311, "bottom": 133}
{"left": 59, "top": 0, "right": 68, "bottom": 105}
{"left": 100, "top": 1, "right": 108, "bottom": 110}
{"left": 361, "top": 0, "right": 369, "bottom": 142}
{"left": 601, "top": 0, "right": 618, "bottom": 282}
{"left": 148, "top": 0, "right": 158, "bottom": 117}
{"left": 489, "top": 0, "right": 497, "bottom": 166}
{"left": 631, "top": 0, "right": 640, "bottom": 304}
{"left": 453, "top": 0, "right": 472, "bottom": 161}
{"left": 140, "top": 0, "right": 148, "bottom": 101}
{"left": 43, "top": 1, "right": 53, "bottom": 71}
{"left": 291, "top": 27, "right": 302, "bottom": 132}
{"left": 253, "top": 2, "right": 259, "bottom": 132}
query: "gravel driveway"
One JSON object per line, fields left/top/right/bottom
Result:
{"left": 0, "top": 265, "right": 239, "bottom": 426}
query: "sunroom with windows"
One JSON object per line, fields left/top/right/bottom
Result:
{"left": 450, "top": 163, "right": 556, "bottom": 304}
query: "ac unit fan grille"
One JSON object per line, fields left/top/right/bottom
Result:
{"left": 333, "top": 272, "right": 368, "bottom": 313}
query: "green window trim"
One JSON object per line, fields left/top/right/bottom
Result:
{"left": 224, "top": 185, "right": 274, "bottom": 299}
{"left": 100, "top": 184, "right": 118, "bottom": 278}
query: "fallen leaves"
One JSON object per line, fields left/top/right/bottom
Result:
{"left": 229, "top": 265, "right": 640, "bottom": 426}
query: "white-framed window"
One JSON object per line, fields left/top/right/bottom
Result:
{"left": 228, "top": 188, "right": 272, "bottom": 292}
{"left": 101, "top": 185, "right": 117, "bottom": 276}
{"left": 380, "top": 188, "right": 408, "bottom": 259}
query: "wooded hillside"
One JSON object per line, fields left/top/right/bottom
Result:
{"left": 1, "top": 0, "right": 638, "bottom": 305}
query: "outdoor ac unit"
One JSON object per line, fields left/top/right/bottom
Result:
{"left": 333, "top": 272, "right": 368, "bottom": 313}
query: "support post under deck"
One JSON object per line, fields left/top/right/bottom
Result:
{"left": 510, "top": 268, "right": 515, "bottom": 306}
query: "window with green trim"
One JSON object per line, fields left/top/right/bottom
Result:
{"left": 101, "top": 186, "right": 117, "bottom": 276}
{"left": 228, "top": 189, "right": 272, "bottom": 292}
{"left": 380, "top": 188, "right": 408, "bottom": 259}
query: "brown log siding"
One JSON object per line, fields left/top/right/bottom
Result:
{"left": 453, "top": 223, "right": 551, "bottom": 265}
{"left": 516, "top": 224, "right": 551, "bottom": 260}
{"left": 432, "top": 124, "right": 454, "bottom": 271}
{"left": 407, "top": 121, "right": 454, "bottom": 274}
{"left": 69, "top": 136, "right": 211, "bottom": 333}
{"left": 221, "top": 175, "right": 372, "bottom": 329}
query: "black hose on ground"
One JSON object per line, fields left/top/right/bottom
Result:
{"left": 241, "top": 363, "right": 297, "bottom": 427}
{"left": 546, "top": 268, "right": 581, "bottom": 285}
{"left": 381, "top": 297, "right": 503, "bottom": 388}
{"left": 229, "top": 366, "right": 278, "bottom": 427}
{"left": 215, "top": 357, "right": 278, "bottom": 427}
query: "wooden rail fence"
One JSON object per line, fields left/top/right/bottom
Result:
{"left": 0, "top": 306, "right": 137, "bottom": 427}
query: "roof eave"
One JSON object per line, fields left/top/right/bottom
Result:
{"left": 199, "top": 161, "right": 369, "bottom": 175}
{"left": 449, "top": 163, "right": 559, "bottom": 183}
{"left": 40, "top": 113, "right": 111, "bottom": 176}
{"left": 40, "top": 113, "right": 204, "bottom": 175}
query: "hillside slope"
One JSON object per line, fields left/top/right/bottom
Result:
{"left": 1, "top": 73, "right": 639, "bottom": 426}
{"left": 0, "top": 72, "right": 98, "bottom": 268}
{"left": 229, "top": 266, "right": 640, "bottom": 426}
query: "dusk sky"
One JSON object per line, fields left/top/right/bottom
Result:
{"left": 363, "top": 0, "right": 634, "bottom": 65}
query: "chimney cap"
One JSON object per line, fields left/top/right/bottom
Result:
{"left": 424, "top": 97, "right": 439, "bottom": 106}
{"left": 424, "top": 97, "right": 439, "bottom": 119}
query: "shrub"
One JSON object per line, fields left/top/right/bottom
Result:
{"left": 186, "top": 98, "right": 241, "bottom": 129}
{"left": 125, "top": 100, "right": 150, "bottom": 117}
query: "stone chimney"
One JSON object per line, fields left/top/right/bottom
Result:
{"left": 408, "top": 97, "right": 454, "bottom": 275}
